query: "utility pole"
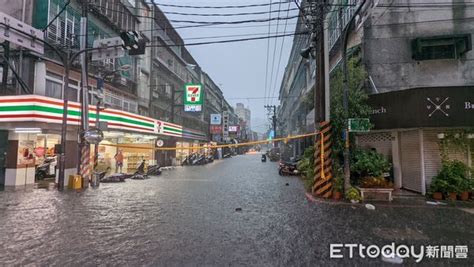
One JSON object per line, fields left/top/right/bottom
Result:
{"left": 314, "top": 1, "right": 327, "bottom": 123}
{"left": 91, "top": 75, "right": 105, "bottom": 188}
{"left": 79, "top": 0, "right": 91, "bottom": 188}
{"left": 58, "top": 44, "right": 71, "bottom": 191}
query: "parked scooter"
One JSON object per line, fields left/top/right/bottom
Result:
{"left": 205, "top": 154, "right": 214, "bottom": 164}
{"left": 195, "top": 154, "right": 207, "bottom": 165}
{"left": 147, "top": 164, "right": 162, "bottom": 176}
{"left": 100, "top": 173, "right": 129, "bottom": 183}
{"left": 278, "top": 159, "right": 300, "bottom": 176}
{"left": 131, "top": 160, "right": 149, "bottom": 180}
{"left": 101, "top": 173, "right": 128, "bottom": 183}
{"left": 183, "top": 153, "right": 198, "bottom": 166}
{"left": 35, "top": 157, "right": 56, "bottom": 180}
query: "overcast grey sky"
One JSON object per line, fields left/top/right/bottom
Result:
{"left": 157, "top": 0, "right": 299, "bottom": 133}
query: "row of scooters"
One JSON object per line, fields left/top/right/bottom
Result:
{"left": 97, "top": 160, "right": 162, "bottom": 183}
{"left": 182, "top": 153, "right": 213, "bottom": 166}
{"left": 182, "top": 152, "right": 233, "bottom": 166}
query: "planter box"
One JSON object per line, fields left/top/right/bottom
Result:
{"left": 357, "top": 187, "right": 394, "bottom": 202}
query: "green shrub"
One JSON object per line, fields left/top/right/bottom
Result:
{"left": 298, "top": 146, "right": 315, "bottom": 192}
{"left": 351, "top": 149, "right": 391, "bottom": 178}
{"left": 346, "top": 186, "right": 361, "bottom": 201}
{"left": 430, "top": 160, "right": 472, "bottom": 194}
{"left": 298, "top": 146, "right": 315, "bottom": 178}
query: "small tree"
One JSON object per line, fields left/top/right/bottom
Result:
{"left": 329, "top": 56, "right": 371, "bottom": 163}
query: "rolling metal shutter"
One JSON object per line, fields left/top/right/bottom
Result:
{"left": 400, "top": 130, "right": 423, "bottom": 193}
{"left": 423, "top": 130, "right": 442, "bottom": 186}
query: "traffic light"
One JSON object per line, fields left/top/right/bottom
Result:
{"left": 120, "top": 31, "right": 146, "bottom": 55}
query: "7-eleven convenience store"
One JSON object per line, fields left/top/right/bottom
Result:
{"left": 0, "top": 95, "right": 205, "bottom": 188}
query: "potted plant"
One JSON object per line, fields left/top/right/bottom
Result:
{"left": 429, "top": 178, "right": 447, "bottom": 200}
{"left": 448, "top": 189, "right": 458, "bottom": 201}
{"left": 431, "top": 160, "right": 470, "bottom": 201}
{"left": 351, "top": 149, "right": 391, "bottom": 182}
{"left": 346, "top": 187, "right": 361, "bottom": 203}
{"left": 333, "top": 175, "right": 344, "bottom": 200}
{"left": 459, "top": 179, "right": 473, "bottom": 201}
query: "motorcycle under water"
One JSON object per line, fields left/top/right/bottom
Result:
{"left": 278, "top": 158, "right": 300, "bottom": 176}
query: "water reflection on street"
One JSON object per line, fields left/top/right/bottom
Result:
{"left": 0, "top": 154, "right": 472, "bottom": 265}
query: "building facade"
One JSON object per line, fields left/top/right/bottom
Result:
{"left": 279, "top": 0, "right": 473, "bottom": 194}
{"left": 278, "top": 12, "right": 316, "bottom": 158}
{"left": 235, "top": 103, "right": 252, "bottom": 141}
{"left": 0, "top": 0, "right": 232, "bottom": 187}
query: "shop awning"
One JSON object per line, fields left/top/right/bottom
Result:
{"left": 0, "top": 95, "right": 207, "bottom": 140}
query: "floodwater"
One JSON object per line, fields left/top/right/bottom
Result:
{"left": 0, "top": 154, "right": 472, "bottom": 265}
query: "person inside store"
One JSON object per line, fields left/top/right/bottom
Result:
{"left": 114, "top": 150, "right": 124, "bottom": 173}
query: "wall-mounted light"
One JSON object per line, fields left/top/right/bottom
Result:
{"left": 437, "top": 133, "right": 445, "bottom": 139}
{"left": 14, "top": 128, "right": 42, "bottom": 134}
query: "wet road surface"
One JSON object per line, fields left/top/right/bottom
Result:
{"left": 0, "top": 154, "right": 473, "bottom": 266}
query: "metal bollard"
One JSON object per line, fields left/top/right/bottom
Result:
{"left": 90, "top": 172, "right": 100, "bottom": 188}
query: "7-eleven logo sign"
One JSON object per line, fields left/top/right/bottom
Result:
{"left": 185, "top": 84, "right": 203, "bottom": 104}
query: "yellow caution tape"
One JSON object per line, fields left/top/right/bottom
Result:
{"left": 99, "top": 132, "right": 319, "bottom": 151}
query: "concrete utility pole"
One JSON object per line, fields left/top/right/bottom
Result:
{"left": 313, "top": 0, "right": 327, "bottom": 124}
{"left": 79, "top": 0, "right": 91, "bottom": 188}
{"left": 58, "top": 45, "right": 71, "bottom": 191}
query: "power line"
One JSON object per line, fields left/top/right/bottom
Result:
{"left": 175, "top": 22, "right": 298, "bottom": 29}
{"left": 89, "top": 3, "right": 299, "bottom": 17}
{"left": 162, "top": 8, "right": 300, "bottom": 17}
{"left": 267, "top": 0, "right": 285, "bottom": 106}
{"left": 270, "top": 2, "right": 292, "bottom": 106}
{"left": 88, "top": 4, "right": 300, "bottom": 27}
{"left": 263, "top": 0, "right": 274, "bottom": 107}
{"left": 144, "top": 31, "right": 308, "bottom": 48}
{"left": 147, "top": 1, "right": 293, "bottom": 9}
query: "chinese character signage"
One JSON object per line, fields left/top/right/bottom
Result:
{"left": 184, "top": 83, "right": 203, "bottom": 112}
{"left": 210, "top": 125, "right": 222, "bottom": 134}
{"left": 228, "top": 125, "right": 239, "bottom": 132}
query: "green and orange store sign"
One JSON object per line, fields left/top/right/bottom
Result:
{"left": 0, "top": 95, "right": 205, "bottom": 140}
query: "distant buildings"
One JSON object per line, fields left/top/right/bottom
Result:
{"left": 235, "top": 103, "right": 252, "bottom": 141}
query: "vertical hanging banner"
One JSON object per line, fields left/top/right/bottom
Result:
{"left": 184, "top": 83, "right": 203, "bottom": 112}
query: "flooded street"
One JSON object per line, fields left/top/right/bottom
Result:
{"left": 0, "top": 154, "right": 473, "bottom": 266}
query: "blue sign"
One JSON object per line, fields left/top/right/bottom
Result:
{"left": 268, "top": 130, "right": 275, "bottom": 140}
{"left": 210, "top": 114, "right": 222, "bottom": 125}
